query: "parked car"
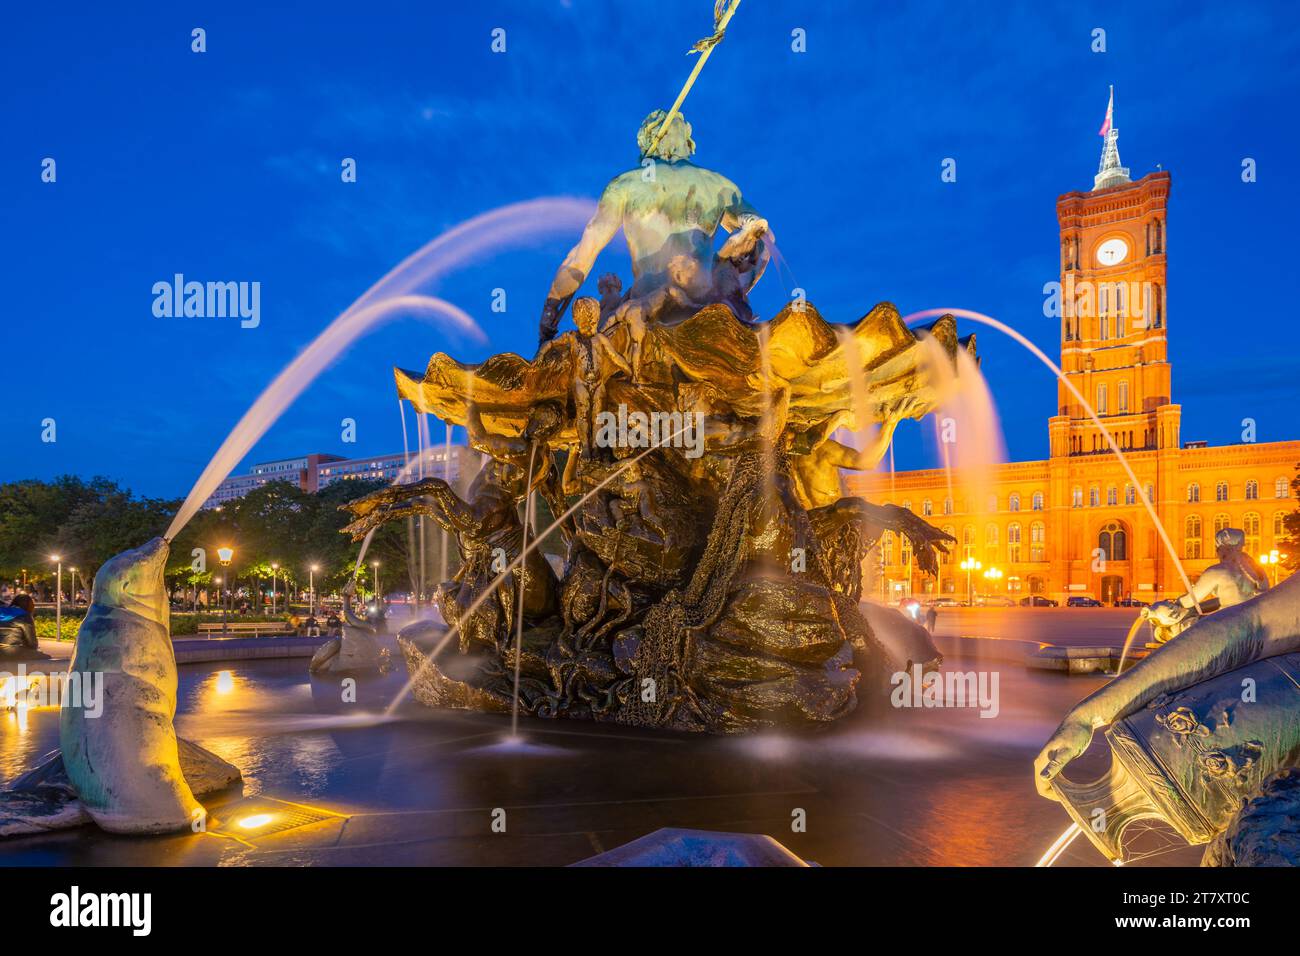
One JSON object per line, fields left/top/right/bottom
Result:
{"left": 927, "top": 597, "right": 963, "bottom": 608}
{"left": 1019, "top": 595, "right": 1058, "bottom": 607}
{"left": 1115, "top": 596, "right": 1149, "bottom": 608}
{"left": 1066, "top": 596, "right": 1103, "bottom": 607}
{"left": 975, "top": 594, "right": 1017, "bottom": 607}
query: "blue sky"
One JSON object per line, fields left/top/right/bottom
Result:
{"left": 4, "top": 0, "right": 1298, "bottom": 497}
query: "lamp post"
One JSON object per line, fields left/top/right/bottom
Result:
{"left": 217, "top": 547, "right": 233, "bottom": 635}
{"left": 50, "top": 555, "right": 62, "bottom": 640}
{"left": 309, "top": 564, "right": 319, "bottom": 617}
{"left": 372, "top": 560, "right": 381, "bottom": 604}
{"left": 271, "top": 563, "right": 280, "bottom": 615}
{"left": 1260, "top": 550, "right": 1287, "bottom": 588}
{"left": 68, "top": 567, "right": 77, "bottom": 606}
{"left": 959, "top": 557, "right": 981, "bottom": 606}
{"left": 983, "top": 566, "right": 1004, "bottom": 599}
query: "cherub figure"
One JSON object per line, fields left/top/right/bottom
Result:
{"left": 597, "top": 272, "right": 624, "bottom": 323}
{"left": 570, "top": 296, "right": 632, "bottom": 458}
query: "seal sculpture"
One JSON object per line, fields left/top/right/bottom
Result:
{"left": 59, "top": 537, "right": 205, "bottom": 834}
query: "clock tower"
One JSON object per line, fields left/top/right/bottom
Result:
{"left": 1050, "top": 94, "right": 1174, "bottom": 461}
{"left": 1046, "top": 89, "right": 1181, "bottom": 599}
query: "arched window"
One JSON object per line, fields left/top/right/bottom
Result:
{"left": 1276, "top": 512, "right": 1287, "bottom": 540}
{"left": 1184, "top": 515, "right": 1202, "bottom": 559}
{"left": 1116, "top": 282, "right": 1127, "bottom": 318}
{"left": 1107, "top": 486, "right": 1118, "bottom": 506}
{"left": 881, "top": 531, "right": 895, "bottom": 565}
{"left": 1098, "top": 521, "right": 1127, "bottom": 561}
{"left": 942, "top": 525, "right": 956, "bottom": 564}
{"left": 1030, "top": 522, "right": 1046, "bottom": 562}
{"left": 902, "top": 499, "right": 912, "bottom": 512}
{"left": 1032, "top": 492, "right": 1044, "bottom": 511}
{"left": 1277, "top": 477, "right": 1290, "bottom": 499}
{"left": 1124, "top": 484, "right": 1135, "bottom": 505}
{"left": 1009, "top": 493, "right": 1021, "bottom": 512}
{"left": 1215, "top": 481, "right": 1228, "bottom": 501}
{"left": 1187, "top": 483, "right": 1200, "bottom": 503}
{"left": 985, "top": 523, "right": 999, "bottom": 563}
{"left": 1072, "top": 486, "right": 1083, "bottom": 508}
{"left": 922, "top": 498, "right": 933, "bottom": 516}
{"left": 1214, "top": 513, "right": 1231, "bottom": 535}
{"left": 1246, "top": 480, "right": 1259, "bottom": 500}
{"left": 962, "top": 525, "right": 975, "bottom": 559}
{"left": 1244, "top": 513, "right": 1261, "bottom": 555}
{"left": 1007, "top": 523, "right": 1022, "bottom": 563}
{"left": 1089, "top": 486, "right": 1100, "bottom": 507}
{"left": 943, "top": 497, "right": 953, "bottom": 516}
{"left": 1145, "top": 484, "right": 1155, "bottom": 506}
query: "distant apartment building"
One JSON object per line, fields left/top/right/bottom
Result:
{"left": 201, "top": 446, "right": 481, "bottom": 509}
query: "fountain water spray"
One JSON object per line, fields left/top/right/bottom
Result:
{"left": 164, "top": 197, "right": 596, "bottom": 541}
{"left": 902, "top": 308, "right": 1199, "bottom": 602}
{"left": 509, "top": 444, "right": 538, "bottom": 740}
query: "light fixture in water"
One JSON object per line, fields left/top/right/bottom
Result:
{"left": 238, "top": 813, "right": 275, "bottom": 830}
{"left": 215, "top": 670, "right": 234, "bottom": 694}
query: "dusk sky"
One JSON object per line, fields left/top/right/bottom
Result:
{"left": 5, "top": 0, "right": 1298, "bottom": 499}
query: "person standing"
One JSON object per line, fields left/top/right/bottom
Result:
{"left": 925, "top": 604, "right": 938, "bottom": 634}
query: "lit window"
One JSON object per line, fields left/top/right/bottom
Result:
{"left": 1246, "top": 480, "right": 1259, "bottom": 500}
{"left": 1107, "top": 486, "right": 1118, "bottom": 506}
{"left": 922, "top": 498, "right": 933, "bottom": 516}
{"left": 1032, "top": 492, "right": 1044, "bottom": 511}
{"left": 1124, "top": 484, "right": 1135, "bottom": 505}
{"left": 1184, "top": 515, "right": 1202, "bottom": 559}
{"left": 1215, "top": 482, "right": 1228, "bottom": 501}
{"left": 1009, "top": 493, "right": 1020, "bottom": 512}
{"left": 1089, "top": 486, "right": 1100, "bottom": 507}
{"left": 1072, "top": 487, "right": 1083, "bottom": 508}
{"left": 1118, "top": 380, "right": 1129, "bottom": 413}
{"left": 1276, "top": 477, "right": 1290, "bottom": 499}
{"left": 1187, "top": 483, "right": 1200, "bottom": 503}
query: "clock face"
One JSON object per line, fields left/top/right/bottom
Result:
{"left": 1096, "top": 237, "right": 1129, "bottom": 266}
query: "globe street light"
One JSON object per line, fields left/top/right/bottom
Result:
{"left": 959, "top": 557, "right": 981, "bottom": 606}
{"left": 49, "top": 554, "right": 62, "bottom": 641}
{"left": 982, "top": 566, "right": 1004, "bottom": 602}
{"left": 217, "top": 546, "right": 233, "bottom": 635}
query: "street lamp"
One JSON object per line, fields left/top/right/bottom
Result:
{"left": 372, "top": 560, "right": 381, "bottom": 603}
{"left": 959, "top": 557, "right": 982, "bottom": 606}
{"left": 309, "top": 564, "right": 319, "bottom": 617}
{"left": 68, "top": 567, "right": 77, "bottom": 606}
{"left": 1260, "top": 550, "right": 1287, "bottom": 588}
{"left": 271, "top": 563, "right": 280, "bottom": 615}
{"left": 217, "top": 546, "right": 233, "bottom": 635}
{"left": 982, "top": 566, "right": 1004, "bottom": 598}
{"left": 49, "top": 555, "right": 62, "bottom": 641}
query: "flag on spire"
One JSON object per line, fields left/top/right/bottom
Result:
{"left": 1098, "top": 85, "right": 1114, "bottom": 137}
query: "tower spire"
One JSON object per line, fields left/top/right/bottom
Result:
{"left": 1093, "top": 85, "right": 1131, "bottom": 190}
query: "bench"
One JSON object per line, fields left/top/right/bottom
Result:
{"left": 195, "top": 621, "right": 287, "bottom": 638}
